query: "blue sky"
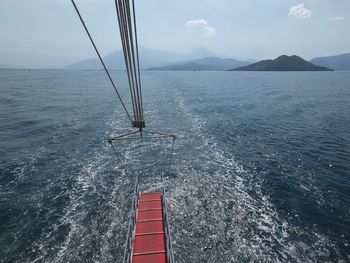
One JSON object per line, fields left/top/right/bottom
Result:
{"left": 1, "top": 0, "right": 349, "bottom": 67}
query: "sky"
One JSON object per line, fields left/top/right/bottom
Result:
{"left": 0, "top": 0, "right": 349, "bottom": 68}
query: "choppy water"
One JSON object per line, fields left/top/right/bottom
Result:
{"left": 0, "top": 69, "right": 350, "bottom": 262}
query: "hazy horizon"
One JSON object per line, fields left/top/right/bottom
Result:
{"left": 1, "top": 0, "right": 349, "bottom": 68}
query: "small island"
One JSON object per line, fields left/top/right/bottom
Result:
{"left": 231, "top": 55, "right": 333, "bottom": 71}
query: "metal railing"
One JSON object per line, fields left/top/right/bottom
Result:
{"left": 123, "top": 174, "right": 140, "bottom": 263}
{"left": 122, "top": 182, "right": 176, "bottom": 263}
{"left": 162, "top": 189, "right": 176, "bottom": 263}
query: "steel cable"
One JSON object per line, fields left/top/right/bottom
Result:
{"left": 115, "top": 0, "right": 144, "bottom": 128}
{"left": 71, "top": 0, "right": 133, "bottom": 124}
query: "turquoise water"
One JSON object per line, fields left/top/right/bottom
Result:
{"left": 0, "top": 70, "right": 349, "bottom": 262}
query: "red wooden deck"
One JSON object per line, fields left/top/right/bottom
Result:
{"left": 133, "top": 192, "right": 167, "bottom": 263}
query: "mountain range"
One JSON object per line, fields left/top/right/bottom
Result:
{"left": 232, "top": 55, "right": 333, "bottom": 71}
{"left": 310, "top": 53, "right": 350, "bottom": 71}
{"left": 65, "top": 46, "right": 219, "bottom": 70}
{"left": 63, "top": 48, "right": 350, "bottom": 71}
{"left": 148, "top": 57, "right": 252, "bottom": 71}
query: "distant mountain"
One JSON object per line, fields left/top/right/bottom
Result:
{"left": 65, "top": 46, "right": 221, "bottom": 70}
{"left": 66, "top": 47, "right": 181, "bottom": 70}
{"left": 1, "top": 53, "right": 77, "bottom": 69}
{"left": 148, "top": 57, "right": 252, "bottom": 71}
{"left": 185, "top": 47, "right": 219, "bottom": 60}
{"left": 232, "top": 55, "right": 333, "bottom": 71}
{"left": 310, "top": 53, "right": 350, "bottom": 71}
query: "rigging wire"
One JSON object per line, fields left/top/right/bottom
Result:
{"left": 115, "top": 0, "right": 144, "bottom": 129}
{"left": 115, "top": 0, "right": 138, "bottom": 123}
{"left": 131, "top": 0, "right": 144, "bottom": 121}
{"left": 70, "top": 0, "right": 133, "bottom": 124}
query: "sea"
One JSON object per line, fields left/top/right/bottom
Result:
{"left": 0, "top": 69, "right": 349, "bottom": 263}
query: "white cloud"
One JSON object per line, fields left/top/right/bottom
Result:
{"left": 186, "top": 19, "right": 216, "bottom": 37}
{"left": 288, "top": 4, "right": 312, "bottom": 18}
{"left": 325, "top": 16, "right": 345, "bottom": 21}
{"left": 186, "top": 19, "right": 208, "bottom": 27}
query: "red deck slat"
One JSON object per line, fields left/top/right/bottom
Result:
{"left": 138, "top": 210, "right": 163, "bottom": 221}
{"left": 139, "top": 192, "right": 162, "bottom": 201}
{"left": 132, "top": 192, "right": 167, "bottom": 263}
{"left": 133, "top": 252, "right": 167, "bottom": 263}
{"left": 137, "top": 220, "right": 164, "bottom": 234}
{"left": 134, "top": 233, "right": 166, "bottom": 253}
{"left": 139, "top": 200, "right": 162, "bottom": 210}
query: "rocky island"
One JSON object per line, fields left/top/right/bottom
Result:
{"left": 231, "top": 55, "right": 333, "bottom": 71}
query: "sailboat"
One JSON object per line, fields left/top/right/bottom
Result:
{"left": 71, "top": 0, "right": 176, "bottom": 262}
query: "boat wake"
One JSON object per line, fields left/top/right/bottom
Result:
{"left": 168, "top": 90, "right": 336, "bottom": 262}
